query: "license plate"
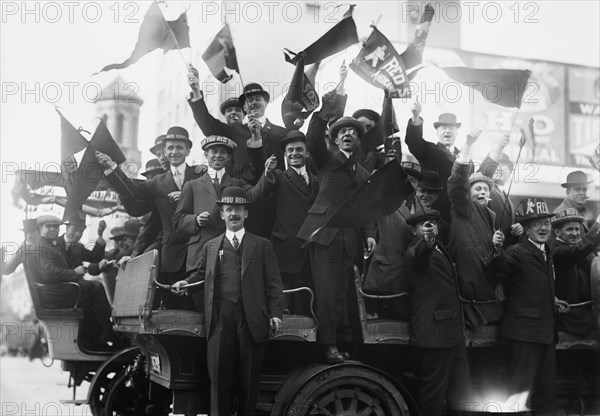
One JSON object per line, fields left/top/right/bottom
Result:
{"left": 150, "top": 354, "right": 161, "bottom": 374}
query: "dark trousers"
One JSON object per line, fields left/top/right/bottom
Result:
{"left": 207, "top": 298, "right": 265, "bottom": 416}
{"left": 310, "top": 239, "right": 359, "bottom": 345}
{"left": 418, "top": 343, "right": 471, "bottom": 416}
{"left": 508, "top": 340, "right": 556, "bottom": 415}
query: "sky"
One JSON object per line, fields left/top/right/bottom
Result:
{"left": 1, "top": 0, "right": 599, "bottom": 244}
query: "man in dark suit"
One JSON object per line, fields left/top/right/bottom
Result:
{"left": 554, "top": 170, "right": 594, "bottom": 232}
{"left": 263, "top": 130, "right": 318, "bottom": 315}
{"left": 174, "top": 135, "right": 271, "bottom": 274}
{"left": 405, "top": 98, "right": 461, "bottom": 222}
{"left": 23, "top": 215, "right": 115, "bottom": 349}
{"left": 405, "top": 208, "right": 470, "bottom": 416}
{"left": 56, "top": 215, "right": 106, "bottom": 269}
{"left": 172, "top": 187, "right": 283, "bottom": 416}
{"left": 187, "top": 66, "right": 287, "bottom": 182}
{"left": 493, "top": 197, "right": 568, "bottom": 414}
{"left": 95, "top": 126, "right": 201, "bottom": 308}
{"left": 551, "top": 208, "right": 600, "bottom": 338}
{"left": 297, "top": 116, "right": 377, "bottom": 363}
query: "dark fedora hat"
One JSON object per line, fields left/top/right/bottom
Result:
{"left": 515, "top": 197, "right": 552, "bottom": 225}
{"left": 433, "top": 113, "right": 461, "bottom": 129}
{"left": 149, "top": 135, "right": 166, "bottom": 154}
{"left": 220, "top": 98, "right": 244, "bottom": 115}
{"left": 216, "top": 187, "right": 251, "bottom": 206}
{"left": 280, "top": 130, "right": 306, "bottom": 149}
{"left": 164, "top": 126, "right": 192, "bottom": 149}
{"left": 63, "top": 214, "right": 86, "bottom": 227}
{"left": 20, "top": 219, "right": 40, "bottom": 232}
{"left": 239, "top": 83, "right": 270, "bottom": 106}
{"left": 110, "top": 219, "right": 140, "bottom": 240}
{"left": 329, "top": 116, "right": 366, "bottom": 140}
{"left": 551, "top": 208, "right": 586, "bottom": 227}
{"left": 401, "top": 161, "right": 425, "bottom": 181}
{"left": 141, "top": 159, "right": 164, "bottom": 178}
{"left": 419, "top": 170, "right": 443, "bottom": 190}
{"left": 406, "top": 207, "right": 440, "bottom": 226}
{"left": 352, "top": 108, "right": 381, "bottom": 123}
{"left": 561, "top": 170, "right": 592, "bottom": 188}
{"left": 201, "top": 135, "right": 238, "bottom": 152}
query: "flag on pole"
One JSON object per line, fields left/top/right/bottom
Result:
{"left": 439, "top": 67, "right": 531, "bottom": 108}
{"left": 350, "top": 4, "right": 434, "bottom": 98}
{"left": 283, "top": 5, "right": 358, "bottom": 65}
{"left": 97, "top": 2, "right": 190, "bottom": 73}
{"left": 57, "top": 108, "right": 88, "bottom": 194}
{"left": 202, "top": 23, "right": 239, "bottom": 83}
{"left": 63, "top": 120, "right": 125, "bottom": 221}
{"left": 281, "top": 52, "right": 321, "bottom": 129}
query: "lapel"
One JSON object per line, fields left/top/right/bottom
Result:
{"left": 435, "top": 142, "right": 457, "bottom": 162}
{"left": 241, "top": 232, "right": 253, "bottom": 277}
{"left": 183, "top": 164, "right": 195, "bottom": 184}
{"left": 200, "top": 172, "right": 217, "bottom": 198}
{"left": 207, "top": 236, "right": 224, "bottom": 283}
{"left": 285, "top": 168, "right": 310, "bottom": 197}
{"left": 524, "top": 239, "right": 548, "bottom": 267}
{"left": 163, "top": 169, "right": 178, "bottom": 192}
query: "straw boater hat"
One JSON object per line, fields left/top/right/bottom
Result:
{"left": 551, "top": 208, "right": 586, "bottom": 227}
{"left": 515, "top": 197, "right": 552, "bottom": 225}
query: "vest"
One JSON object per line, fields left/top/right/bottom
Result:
{"left": 214, "top": 238, "right": 242, "bottom": 303}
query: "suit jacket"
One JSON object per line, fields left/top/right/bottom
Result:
{"left": 23, "top": 237, "right": 82, "bottom": 309}
{"left": 106, "top": 164, "right": 201, "bottom": 272}
{"left": 406, "top": 237, "right": 465, "bottom": 348}
{"left": 494, "top": 239, "right": 556, "bottom": 344}
{"left": 448, "top": 162, "right": 503, "bottom": 326}
{"left": 479, "top": 155, "right": 517, "bottom": 246}
{"left": 268, "top": 167, "right": 318, "bottom": 274}
{"left": 551, "top": 223, "right": 599, "bottom": 337}
{"left": 297, "top": 117, "right": 376, "bottom": 250}
{"left": 173, "top": 172, "right": 271, "bottom": 272}
{"left": 186, "top": 232, "right": 283, "bottom": 343}
{"left": 189, "top": 97, "right": 288, "bottom": 182}
{"left": 405, "top": 118, "right": 458, "bottom": 222}
{"left": 55, "top": 235, "right": 105, "bottom": 269}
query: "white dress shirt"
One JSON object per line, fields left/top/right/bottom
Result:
{"left": 171, "top": 164, "right": 187, "bottom": 190}
{"left": 291, "top": 166, "right": 309, "bottom": 185}
{"left": 225, "top": 228, "right": 245, "bottom": 249}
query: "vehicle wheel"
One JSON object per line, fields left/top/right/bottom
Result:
{"left": 88, "top": 347, "right": 140, "bottom": 416}
{"left": 283, "top": 365, "right": 411, "bottom": 416}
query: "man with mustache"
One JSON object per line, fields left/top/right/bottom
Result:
{"left": 493, "top": 197, "right": 568, "bottom": 415}
{"left": 405, "top": 98, "right": 462, "bottom": 222}
{"left": 554, "top": 170, "right": 593, "bottom": 232}
{"left": 187, "top": 66, "right": 287, "bottom": 184}
{"left": 95, "top": 126, "right": 202, "bottom": 309}
{"left": 448, "top": 129, "right": 506, "bottom": 329}
{"left": 172, "top": 186, "right": 283, "bottom": 416}
{"left": 174, "top": 135, "right": 271, "bottom": 277}
{"left": 297, "top": 117, "right": 377, "bottom": 363}
{"left": 551, "top": 208, "right": 600, "bottom": 338}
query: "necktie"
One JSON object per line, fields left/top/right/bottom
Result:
{"left": 540, "top": 246, "right": 547, "bottom": 262}
{"left": 174, "top": 170, "right": 183, "bottom": 190}
{"left": 213, "top": 175, "right": 221, "bottom": 197}
{"left": 232, "top": 235, "right": 239, "bottom": 250}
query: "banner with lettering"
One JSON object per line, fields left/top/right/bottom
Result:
{"left": 568, "top": 66, "right": 600, "bottom": 167}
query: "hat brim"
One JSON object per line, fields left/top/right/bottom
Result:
{"left": 403, "top": 168, "right": 425, "bottom": 181}
{"left": 433, "top": 122, "right": 461, "bottom": 129}
{"left": 149, "top": 143, "right": 164, "bottom": 154}
{"left": 551, "top": 215, "right": 585, "bottom": 227}
{"left": 518, "top": 213, "right": 553, "bottom": 225}
{"left": 239, "top": 91, "right": 270, "bottom": 106}
{"left": 330, "top": 119, "right": 366, "bottom": 140}
{"left": 163, "top": 137, "right": 193, "bottom": 149}
{"left": 561, "top": 180, "right": 593, "bottom": 188}
{"left": 353, "top": 109, "right": 381, "bottom": 123}
{"left": 406, "top": 215, "right": 439, "bottom": 227}
{"left": 420, "top": 184, "right": 444, "bottom": 191}
{"left": 201, "top": 142, "right": 235, "bottom": 152}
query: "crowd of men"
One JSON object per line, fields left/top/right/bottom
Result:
{"left": 2, "top": 63, "right": 599, "bottom": 415}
